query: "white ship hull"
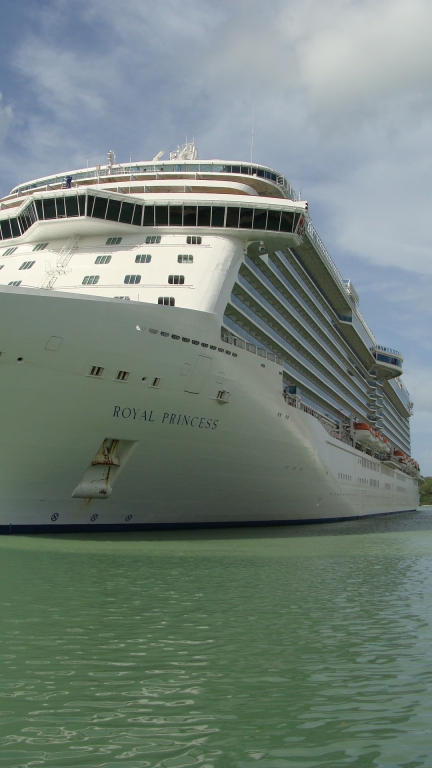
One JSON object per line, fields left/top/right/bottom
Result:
{"left": 0, "top": 287, "right": 418, "bottom": 532}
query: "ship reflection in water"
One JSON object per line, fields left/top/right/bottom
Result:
{"left": 0, "top": 508, "right": 431, "bottom": 766}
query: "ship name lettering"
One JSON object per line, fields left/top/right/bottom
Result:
{"left": 113, "top": 406, "right": 154, "bottom": 421}
{"left": 162, "top": 412, "right": 218, "bottom": 429}
{"left": 113, "top": 406, "right": 218, "bottom": 429}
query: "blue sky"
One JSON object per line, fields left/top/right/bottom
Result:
{"left": 1, "top": 0, "right": 431, "bottom": 472}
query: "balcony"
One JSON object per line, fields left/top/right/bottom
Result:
{"left": 370, "top": 345, "right": 403, "bottom": 380}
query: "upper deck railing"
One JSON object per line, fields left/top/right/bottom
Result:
{"left": 9, "top": 161, "right": 298, "bottom": 201}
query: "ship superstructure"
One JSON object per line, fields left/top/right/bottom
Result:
{"left": 0, "top": 144, "right": 419, "bottom": 531}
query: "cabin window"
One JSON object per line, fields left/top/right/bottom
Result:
{"left": 178, "top": 254, "right": 193, "bottom": 263}
{"left": 82, "top": 275, "right": 100, "bottom": 285}
{"left": 124, "top": 274, "right": 141, "bottom": 284}
{"left": 95, "top": 255, "right": 112, "bottom": 264}
{"left": 145, "top": 235, "right": 161, "bottom": 244}
{"left": 168, "top": 275, "right": 184, "bottom": 285}
{"left": 186, "top": 236, "right": 202, "bottom": 244}
{"left": 19, "top": 261, "right": 35, "bottom": 270}
{"left": 3, "top": 247, "right": 17, "bottom": 256}
{"left": 89, "top": 366, "right": 104, "bottom": 377}
{"left": 106, "top": 237, "right": 122, "bottom": 245}
{"left": 135, "top": 254, "right": 151, "bottom": 263}
{"left": 8, "top": 280, "right": 21, "bottom": 286}
{"left": 158, "top": 297, "right": 175, "bottom": 306}
{"left": 33, "top": 243, "right": 48, "bottom": 251}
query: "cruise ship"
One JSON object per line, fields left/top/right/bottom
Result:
{"left": 0, "top": 143, "right": 420, "bottom": 532}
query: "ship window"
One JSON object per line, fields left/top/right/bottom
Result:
{"left": 226, "top": 207, "right": 239, "bottom": 228}
{"left": 43, "top": 198, "right": 57, "bottom": 220}
{"left": 33, "top": 243, "right": 48, "bottom": 251}
{"left": 267, "top": 352, "right": 275, "bottom": 361}
{"left": 92, "top": 197, "right": 108, "bottom": 219}
{"left": 116, "top": 370, "right": 130, "bottom": 381}
{"left": 87, "top": 195, "right": 95, "bottom": 216}
{"left": 82, "top": 275, "right": 100, "bottom": 285}
{"left": 169, "top": 205, "right": 183, "bottom": 226}
{"left": 95, "top": 255, "right": 111, "bottom": 264}
{"left": 183, "top": 206, "right": 197, "bottom": 227}
{"left": 158, "top": 297, "right": 175, "bottom": 306}
{"left": 210, "top": 345, "right": 216, "bottom": 350}
{"left": 135, "top": 254, "right": 151, "bottom": 263}
{"left": 178, "top": 254, "right": 193, "bottom": 263}
{"left": 19, "top": 261, "right": 35, "bottom": 270}
{"left": 143, "top": 206, "right": 155, "bottom": 226}
{"left": 211, "top": 207, "right": 225, "bottom": 227}
{"left": 8, "top": 280, "right": 21, "bottom": 286}
{"left": 119, "top": 201, "right": 134, "bottom": 224}
{"left": 280, "top": 211, "right": 294, "bottom": 232}
{"left": 172, "top": 334, "right": 180, "bottom": 339}
{"left": 168, "top": 275, "right": 184, "bottom": 285}
{"left": 65, "top": 196, "right": 78, "bottom": 217}
{"left": 3, "top": 247, "right": 17, "bottom": 256}
{"left": 0, "top": 265, "right": 3, "bottom": 270}
{"left": 198, "top": 206, "right": 211, "bottom": 226}
{"left": 234, "top": 338, "right": 245, "bottom": 349}
{"left": 10, "top": 219, "right": 20, "bottom": 237}
{"left": 267, "top": 209, "right": 281, "bottom": 231}
{"left": 132, "top": 204, "right": 143, "bottom": 226}
{"left": 155, "top": 206, "right": 168, "bottom": 226}
{"left": 78, "top": 195, "right": 86, "bottom": 216}
{"left": 56, "top": 197, "right": 66, "bottom": 217}
{"left": 106, "top": 237, "right": 122, "bottom": 245}
{"left": 146, "top": 235, "right": 161, "bottom": 244}
{"left": 239, "top": 208, "right": 253, "bottom": 228}
{"left": 64, "top": 196, "right": 77, "bottom": 217}
{"left": 186, "top": 235, "right": 202, "bottom": 245}
{"left": 114, "top": 296, "right": 130, "bottom": 299}
{"left": 89, "top": 366, "right": 104, "bottom": 377}
{"left": 0, "top": 221, "right": 12, "bottom": 240}
{"left": 124, "top": 274, "right": 141, "bottom": 284}
{"left": 160, "top": 331, "right": 169, "bottom": 337}
{"left": 246, "top": 343, "right": 256, "bottom": 353}
{"left": 106, "top": 199, "right": 121, "bottom": 222}
{"left": 35, "top": 200, "right": 43, "bottom": 219}
{"left": 201, "top": 342, "right": 208, "bottom": 347}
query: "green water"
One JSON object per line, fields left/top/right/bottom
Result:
{"left": 1, "top": 512, "right": 432, "bottom": 767}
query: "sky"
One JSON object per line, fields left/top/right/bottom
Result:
{"left": 0, "top": 0, "right": 431, "bottom": 472}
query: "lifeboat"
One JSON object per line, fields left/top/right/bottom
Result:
{"left": 354, "top": 423, "right": 375, "bottom": 448}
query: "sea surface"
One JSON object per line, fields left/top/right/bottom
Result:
{"left": 1, "top": 511, "right": 432, "bottom": 767}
